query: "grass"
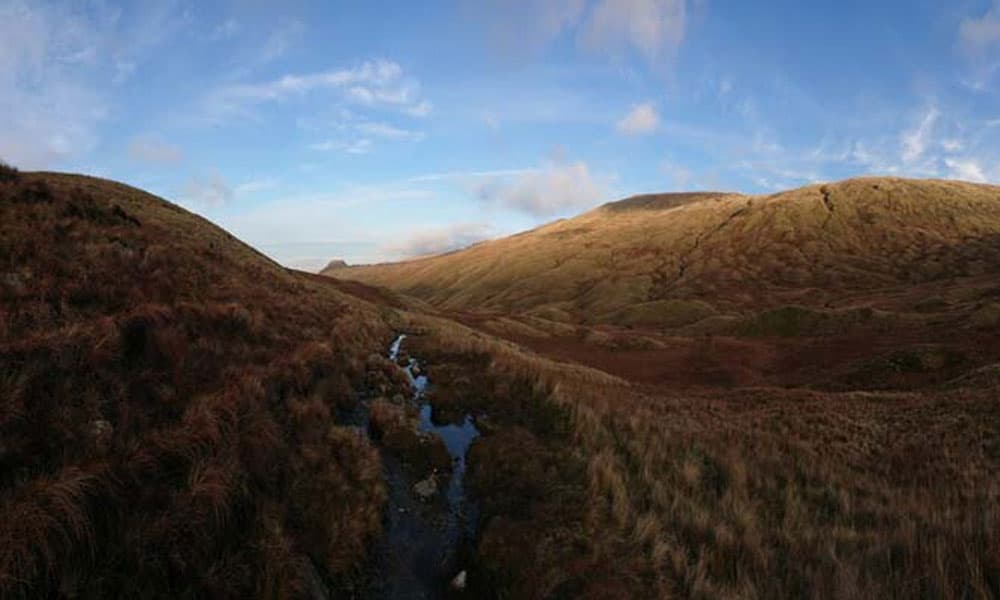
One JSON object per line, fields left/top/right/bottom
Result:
{"left": 332, "top": 177, "right": 1000, "bottom": 326}
{"left": 327, "top": 177, "right": 1000, "bottom": 597}
{"left": 5, "top": 170, "right": 1000, "bottom": 598}
{"left": 0, "top": 172, "right": 393, "bottom": 597}
{"left": 403, "top": 313, "right": 1000, "bottom": 597}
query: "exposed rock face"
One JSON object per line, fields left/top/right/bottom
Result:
{"left": 322, "top": 259, "right": 348, "bottom": 272}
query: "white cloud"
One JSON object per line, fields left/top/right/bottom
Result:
{"left": 128, "top": 136, "right": 183, "bottom": 164}
{"left": 474, "top": 0, "right": 690, "bottom": 67}
{"left": 941, "top": 139, "right": 964, "bottom": 152}
{"left": 660, "top": 159, "right": 692, "bottom": 189}
{"left": 408, "top": 168, "right": 536, "bottom": 183}
{"left": 945, "top": 158, "right": 988, "bottom": 183}
{"left": 356, "top": 122, "right": 425, "bottom": 141}
{"left": 309, "top": 139, "right": 374, "bottom": 154}
{"left": 383, "top": 222, "right": 495, "bottom": 258}
{"left": 235, "top": 178, "right": 280, "bottom": 196}
{"left": 616, "top": 102, "right": 660, "bottom": 135}
{"left": 404, "top": 100, "right": 433, "bottom": 117}
{"left": 471, "top": 161, "right": 610, "bottom": 216}
{"left": 580, "top": 0, "right": 688, "bottom": 63}
{"left": 901, "top": 107, "right": 940, "bottom": 163}
{"left": 303, "top": 114, "right": 424, "bottom": 154}
{"left": 205, "top": 59, "right": 430, "bottom": 120}
{"left": 0, "top": 0, "right": 109, "bottom": 167}
{"left": 0, "top": 1, "right": 183, "bottom": 168}
{"left": 209, "top": 19, "right": 241, "bottom": 41}
{"left": 182, "top": 171, "right": 234, "bottom": 206}
{"left": 260, "top": 19, "right": 305, "bottom": 63}
{"left": 477, "top": 0, "right": 586, "bottom": 57}
{"left": 960, "top": 1, "right": 1000, "bottom": 55}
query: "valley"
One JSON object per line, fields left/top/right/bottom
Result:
{"left": 1, "top": 168, "right": 998, "bottom": 598}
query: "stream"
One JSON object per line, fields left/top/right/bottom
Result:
{"left": 347, "top": 334, "right": 481, "bottom": 599}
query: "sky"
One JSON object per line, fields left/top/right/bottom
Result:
{"left": 2, "top": 0, "right": 1000, "bottom": 269}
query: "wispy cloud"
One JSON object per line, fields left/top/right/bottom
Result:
{"left": 473, "top": 0, "right": 691, "bottom": 67}
{"left": 902, "top": 107, "right": 940, "bottom": 163}
{"left": 477, "top": 0, "right": 586, "bottom": 57}
{"left": 580, "top": 0, "right": 688, "bottom": 63}
{"left": 944, "top": 157, "right": 988, "bottom": 183}
{"left": 182, "top": 171, "right": 233, "bottom": 206}
{"left": 301, "top": 109, "right": 425, "bottom": 154}
{"left": 234, "top": 178, "right": 280, "bottom": 196}
{"left": 204, "top": 59, "right": 431, "bottom": 121}
{"left": 471, "top": 161, "right": 611, "bottom": 216}
{"left": 356, "top": 121, "right": 425, "bottom": 141}
{"left": 616, "top": 102, "right": 660, "bottom": 135}
{"left": 382, "top": 222, "right": 495, "bottom": 258}
{"left": 0, "top": 1, "right": 182, "bottom": 167}
{"left": 958, "top": 1, "right": 1000, "bottom": 90}
{"left": 959, "top": 1, "right": 1000, "bottom": 55}
{"left": 309, "top": 138, "right": 374, "bottom": 154}
{"left": 128, "top": 135, "right": 183, "bottom": 164}
{"left": 407, "top": 168, "right": 538, "bottom": 183}
{"left": 0, "top": 0, "right": 109, "bottom": 166}
{"left": 259, "top": 19, "right": 305, "bottom": 63}
{"left": 660, "top": 159, "right": 693, "bottom": 189}
{"left": 208, "top": 19, "right": 241, "bottom": 41}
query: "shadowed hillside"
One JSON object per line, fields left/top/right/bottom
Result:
{"left": 0, "top": 169, "right": 398, "bottom": 597}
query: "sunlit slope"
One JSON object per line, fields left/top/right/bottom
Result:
{"left": 328, "top": 177, "right": 1000, "bottom": 324}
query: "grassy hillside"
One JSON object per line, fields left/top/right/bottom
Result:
{"left": 0, "top": 168, "right": 398, "bottom": 597}
{"left": 330, "top": 177, "right": 1000, "bottom": 325}
{"left": 4, "top": 166, "right": 998, "bottom": 598}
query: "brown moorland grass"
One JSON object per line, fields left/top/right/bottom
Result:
{"left": 0, "top": 172, "right": 396, "bottom": 597}
{"left": 326, "top": 175, "right": 1000, "bottom": 597}
{"left": 4, "top": 169, "right": 999, "bottom": 599}
{"left": 400, "top": 312, "right": 1000, "bottom": 598}
{"left": 331, "top": 177, "right": 1000, "bottom": 327}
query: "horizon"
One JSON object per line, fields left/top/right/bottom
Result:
{"left": 3, "top": 0, "right": 1000, "bottom": 269}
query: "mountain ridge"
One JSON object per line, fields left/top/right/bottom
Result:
{"left": 326, "top": 176, "right": 1000, "bottom": 324}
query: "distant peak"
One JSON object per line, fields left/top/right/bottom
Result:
{"left": 600, "top": 192, "right": 730, "bottom": 213}
{"left": 323, "top": 259, "right": 349, "bottom": 271}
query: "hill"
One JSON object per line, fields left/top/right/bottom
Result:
{"left": 324, "top": 175, "right": 1000, "bottom": 598}
{"left": 328, "top": 177, "right": 1000, "bottom": 389}
{"left": 4, "top": 167, "right": 999, "bottom": 598}
{"left": 330, "top": 177, "right": 1000, "bottom": 321}
{"left": 0, "top": 169, "right": 404, "bottom": 596}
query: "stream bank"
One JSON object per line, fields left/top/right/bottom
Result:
{"left": 338, "top": 334, "right": 481, "bottom": 599}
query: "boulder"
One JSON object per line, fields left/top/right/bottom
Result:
{"left": 450, "top": 570, "right": 467, "bottom": 591}
{"left": 413, "top": 474, "right": 438, "bottom": 500}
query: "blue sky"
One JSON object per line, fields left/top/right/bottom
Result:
{"left": 3, "top": 0, "right": 1000, "bottom": 269}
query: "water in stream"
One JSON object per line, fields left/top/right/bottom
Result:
{"left": 360, "top": 334, "right": 481, "bottom": 598}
